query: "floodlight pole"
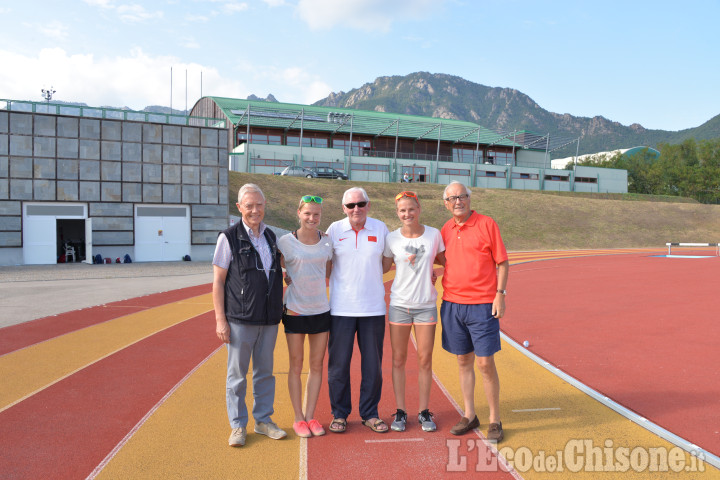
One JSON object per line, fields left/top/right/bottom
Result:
{"left": 574, "top": 137, "right": 580, "bottom": 167}
{"left": 41, "top": 86, "right": 56, "bottom": 103}
{"left": 299, "top": 108, "right": 304, "bottom": 166}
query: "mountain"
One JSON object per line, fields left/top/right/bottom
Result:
{"left": 312, "top": 72, "right": 720, "bottom": 157}
{"left": 246, "top": 94, "right": 278, "bottom": 102}
{"left": 141, "top": 105, "right": 188, "bottom": 115}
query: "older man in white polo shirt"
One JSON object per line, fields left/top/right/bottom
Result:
{"left": 326, "top": 187, "right": 390, "bottom": 434}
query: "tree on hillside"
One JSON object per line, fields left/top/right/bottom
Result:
{"left": 569, "top": 139, "right": 720, "bottom": 203}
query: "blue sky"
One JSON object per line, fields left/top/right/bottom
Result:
{"left": 1, "top": 0, "right": 718, "bottom": 132}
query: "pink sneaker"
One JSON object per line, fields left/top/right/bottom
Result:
{"left": 307, "top": 418, "right": 326, "bottom": 436}
{"left": 293, "top": 421, "right": 312, "bottom": 438}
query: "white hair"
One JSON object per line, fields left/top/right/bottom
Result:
{"left": 443, "top": 181, "right": 471, "bottom": 199}
{"left": 238, "top": 183, "right": 265, "bottom": 203}
{"left": 342, "top": 187, "right": 369, "bottom": 204}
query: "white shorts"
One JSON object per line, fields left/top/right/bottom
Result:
{"left": 388, "top": 305, "right": 438, "bottom": 326}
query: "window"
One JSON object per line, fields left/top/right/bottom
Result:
{"left": 252, "top": 158, "right": 292, "bottom": 168}
{"left": 511, "top": 172, "right": 539, "bottom": 180}
{"left": 544, "top": 175, "right": 568, "bottom": 182}
{"left": 575, "top": 177, "right": 598, "bottom": 184}
{"left": 452, "top": 148, "right": 477, "bottom": 164}
{"left": 438, "top": 168, "right": 470, "bottom": 176}
{"left": 351, "top": 163, "right": 388, "bottom": 172}
{"left": 477, "top": 171, "right": 506, "bottom": 178}
{"left": 488, "top": 150, "right": 514, "bottom": 165}
{"left": 237, "top": 133, "right": 283, "bottom": 145}
{"left": 334, "top": 139, "right": 371, "bottom": 155}
{"left": 287, "top": 136, "right": 328, "bottom": 148}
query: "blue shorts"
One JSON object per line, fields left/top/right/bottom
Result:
{"left": 440, "top": 301, "right": 500, "bottom": 357}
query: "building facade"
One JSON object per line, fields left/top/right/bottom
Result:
{"left": 0, "top": 101, "right": 228, "bottom": 266}
{"left": 190, "top": 97, "right": 627, "bottom": 194}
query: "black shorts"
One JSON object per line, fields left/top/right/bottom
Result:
{"left": 282, "top": 309, "right": 331, "bottom": 334}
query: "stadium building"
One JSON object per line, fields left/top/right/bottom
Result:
{"left": 0, "top": 100, "right": 228, "bottom": 266}
{"left": 190, "top": 97, "right": 627, "bottom": 193}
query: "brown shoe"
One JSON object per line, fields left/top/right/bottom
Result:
{"left": 450, "top": 415, "right": 480, "bottom": 435}
{"left": 487, "top": 422, "right": 504, "bottom": 442}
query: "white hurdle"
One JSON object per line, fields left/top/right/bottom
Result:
{"left": 665, "top": 242, "right": 720, "bottom": 256}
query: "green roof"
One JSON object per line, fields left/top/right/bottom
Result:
{"left": 205, "top": 96, "right": 519, "bottom": 147}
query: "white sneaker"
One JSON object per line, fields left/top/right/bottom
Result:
{"left": 391, "top": 409, "right": 407, "bottom": 432}
{"left": 229, "top": 427, "right": 246, "bottom": 447}
{"left": 254, "top": 420, "right": 287, "bottom": 440}
{"left": 418, "top": 409, "right": 437, "bottom": 432}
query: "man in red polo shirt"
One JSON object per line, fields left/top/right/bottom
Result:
{"left": 440, "top": 181, "right": 509, "bottom": 442}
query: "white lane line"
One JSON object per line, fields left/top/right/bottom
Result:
{"left": 298, "top": 436, "right": 308, "bottom": 480}
{"left": 502, "top": 333, "right": 720, "bottom": 470}
{"left": 410, "top": 331, "right": 524, "bottom": 480}
{"left": 86, "top": 345, "right": 224, "bottom": 480}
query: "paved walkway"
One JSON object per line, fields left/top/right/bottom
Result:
{"left": 0, "top": 262, "right": 212, "bottom": 328}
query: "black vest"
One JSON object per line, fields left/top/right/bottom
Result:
{"left": 221, "top": 222, "right": 283, "bottom": 325}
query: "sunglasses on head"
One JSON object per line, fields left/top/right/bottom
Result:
{"left": 301, "top": 195, "right": 323, "bottom": 204}
{"left": 395, "top": 191, "right": 418, "bottom": 202}
{"left": 344, "top": 201, "right": 368, "bottom": 209}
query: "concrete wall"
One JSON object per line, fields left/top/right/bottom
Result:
{"left": 516, "top": 149, "right": 549, "bottom": 169}
{"left": 0, "top": 110, "right": 228, "bottom": 265}
{"left": 576, "top": 166, "right": 628, "bottom": 194}
{"left": 223, "top": 143, "right": 628, "bottom": 194}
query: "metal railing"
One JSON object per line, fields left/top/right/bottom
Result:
{"left": 0, "top": 99, "right": 226, "bottom": 128}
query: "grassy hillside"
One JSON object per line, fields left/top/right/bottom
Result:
{"left": 228, "top": 172, "right": 720, "bottom": 251}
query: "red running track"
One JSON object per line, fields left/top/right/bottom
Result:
{"left": 502, "top": 253, "right": 720, "bottom": 456}
{"left": 306, "top": 327, "right": 516, "bottom": 479}
{"left": 0, "top": 311, "right": 219, "bottom": 479}
{"left": 306, "top": 278, "right": 517, "bottom": 479}
{"left": 1, "top": 278, "right": 516, "bottom": 479}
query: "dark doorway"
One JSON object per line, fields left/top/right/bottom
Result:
{"left": 57, "top": 219, "right": 85, "bottom": 263}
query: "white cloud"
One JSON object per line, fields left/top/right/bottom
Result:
{"left": 115, "top": 4, "right": 164, "bottom": 22}
{"left": 296, "top": 0, "right": 442, "bottom": 32}
{"left": 83, "top": 0, "right": 164, "bottom": 23}
{"left": 181, "top": 36, "right": 201, "bottom": 49}
{"left": 234, "top": 65, "right": 332, "bottom": 104}
{"left": 262, "top": 0, "right": 286, "bottom": 6}
{"left": 24, "top": 21, "right": 70, "bottom": 41}
{"left": 0, "top": 47, "right": 332, "bottom": 111}
{"left": 185, "top": 13, "right": 210, "bottom": 22}
{"left": 83, "top": 0, "right": 113, "bottom": 8}
{"left": 0, "top": 47, "right": 244, "bottom": 110}
{"left": 222, "top": 1, "right": 249, "bottom": 13}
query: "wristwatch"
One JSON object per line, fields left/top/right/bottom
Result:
{"left": 497, "top": 289, "right": 507, "bottom": 295}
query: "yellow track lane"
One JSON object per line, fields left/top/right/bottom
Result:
{"left": 0, "top": 294, "right": 213, "bottom": 412}
{"left": 96, "top": 331, "right": 300, "bottom": 479}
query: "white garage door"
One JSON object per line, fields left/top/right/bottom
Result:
{"left": 23, "top": 203, "right": 88, "bottom": 265}
{"left": 134, "top": 205, "right": 190, "bottom": 262}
